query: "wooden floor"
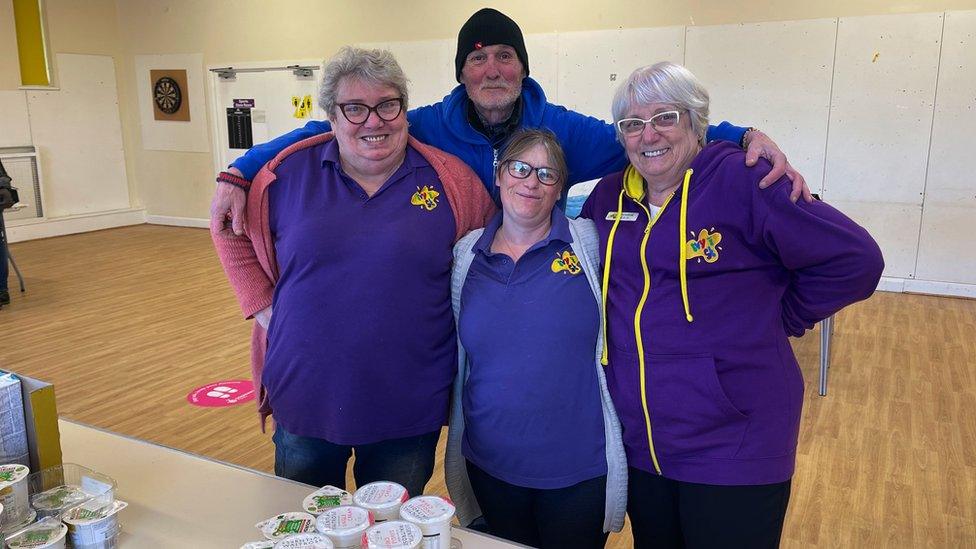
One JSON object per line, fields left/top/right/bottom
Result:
{"left": 2, "top": 225, "right": 974, "bottom": 547}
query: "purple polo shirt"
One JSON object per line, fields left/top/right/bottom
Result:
{"left": 265, "top": 140, "right": 457, "bottom": 445}
{"left": 458, "top": 208, "right": 607, "bottom": 489}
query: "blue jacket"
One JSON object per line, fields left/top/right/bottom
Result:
{"left": 231, "top": 77, "right": 747, "bottom": 206}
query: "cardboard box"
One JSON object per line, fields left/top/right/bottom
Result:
{"left": 0, "top": 370, "right": 61, "bottom": 471}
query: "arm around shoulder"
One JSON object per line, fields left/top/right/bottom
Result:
{"left": 230, "top": 120, "right": 332, "bottom": 180}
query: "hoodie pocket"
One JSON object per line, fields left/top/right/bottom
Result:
{"left": 645, "top": 353, "right": 748, "bottom": 460}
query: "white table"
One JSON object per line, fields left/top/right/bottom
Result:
{"left": 58, "top": 419, "right": 523, "bottom": 548}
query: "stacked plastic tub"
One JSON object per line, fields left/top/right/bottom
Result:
{"left": 1, "top": 463, "right": 125, "bottom": 549}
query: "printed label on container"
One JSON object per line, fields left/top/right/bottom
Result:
{"left": 399, "top": 496, "right": 454, "bottom": 523}
{"left": 354, "top": 482, "right": 407, "bottom": 507}
{"left": 273, "top": 532, "right": 335, "bottom": 549}
{"left": 303, "top": 485, "right": 352, "bottom": 515}
{"left": 365, "top": 521, "right": 422, "bottom": 548}
{"left": 257, "top": 512, "right": 316, "bottom": 540}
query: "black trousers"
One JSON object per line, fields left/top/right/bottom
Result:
{"left": 466, "top": 460, "right": 609, "bottom": 549}
{"left": 628, "top": 467, "right": 792, "bottom": 549}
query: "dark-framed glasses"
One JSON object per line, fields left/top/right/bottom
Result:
{"left": 337, "top": 97, "right": 404, "bottom": 124}
{"left": 507, "top": 160, "right": 561, "bottom": 186}
{"left": 616, "top": 110, "right": 682, "bottom": 136}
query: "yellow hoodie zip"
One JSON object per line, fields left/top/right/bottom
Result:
{"left": 599, "top": 166, "right": 695, "bottom": 475}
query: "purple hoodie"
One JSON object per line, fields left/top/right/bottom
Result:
{"left": 580, "top": 141, "right": 883, "bottom": 485}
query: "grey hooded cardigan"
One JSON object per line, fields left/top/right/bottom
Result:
{"left": 444, "top": 215, "right": 628, "bottom": 533}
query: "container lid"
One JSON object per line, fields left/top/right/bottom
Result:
{"left": 399, "top": 496, "right": 455, "bottom": 524}
{"left": 353, "top": 482, "right": 408, "bottom": 510}
{"left": 4, "top": 517, "right": 68, "bottom": 548}
{"left": 0, "top": 464, "right": 29, "bottom": 488}
{"left": 273, "top": 533, "right": 335, "bottom": 549}
{"left": 30, "top": 484, "right": 90, "bottom": 511}
{"left": 315, "top": 505, "right": 373, "bottom": 536}
{"left": 363, "top": 521, "right": 423, "bottom": 548}
{"left": 61, "top": 499, "right": 127, "bottom": 525}
{"left": 257, "top": 512, "right": 317, "bottom": 540}
{"left": 240, "top": 541, "right": 276, "bottom": 549}
{"left": 302, "top": 485, "right": 352, "bottom": 515}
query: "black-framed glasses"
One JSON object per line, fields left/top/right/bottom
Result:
{"left": 616, "top": 110, "right": 682, "bottom": 136}
{"left": 336, "top": 98, "right": 404, "bottom": 124}
{"left": 506, "top": 160, "right": 561, "bottom": 186}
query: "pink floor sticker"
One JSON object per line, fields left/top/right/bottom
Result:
{"left": 187, "top": 379, "right": 255, "bottom": 407}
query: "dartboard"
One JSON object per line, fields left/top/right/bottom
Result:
{"left": 153, "top": 76, "right": 182, "bottom": 114}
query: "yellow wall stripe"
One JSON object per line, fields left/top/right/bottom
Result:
{"left": 12, "top": 0, "right": 50, "bottom": 86}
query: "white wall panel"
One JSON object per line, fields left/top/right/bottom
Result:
{"left": 26, "top": 54, "right": 130, "bottom": 217}
{"left": 134, "top": 53, "right": 211, "bottom": 153}
{"left": 686, "top": 19, "right": 837, "bottom": 194}
{"left": 0, "top": 91, "right": 31, "bottom": 147}
{"left": 915, "top": 10, "right": 976, "bottom": 284}
{"left": 525, "top": 33, "right": 560, "bottom": 102}
{"left": 367, "top": 39, "right": 457, "bottom": 108}
{"left": 556, "top": 27, "right": 685, "bottom": 121}
{"left": 823, "top": 12, "right": 943, "bottom": 278}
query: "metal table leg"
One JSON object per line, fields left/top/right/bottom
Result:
{"left": 819, "top": 315, "right": 834, "bottom": 396}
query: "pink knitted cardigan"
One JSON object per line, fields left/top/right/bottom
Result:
{"left": 212, "top": 132, "right": 497, "bottom": 429}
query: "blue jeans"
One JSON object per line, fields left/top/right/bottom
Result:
{"left": 272, "top": 426, "right": 439, "bottom": 497}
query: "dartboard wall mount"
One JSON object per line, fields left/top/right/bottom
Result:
{"left": 149, "top": 69, "right": 191, "bottom": 121}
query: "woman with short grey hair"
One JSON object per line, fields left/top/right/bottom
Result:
{"left": 318, "top": 46, "right": 409, "bottom": 116}
{"left": 582, "top": 61, "right": 883, "bottom": 548}
{"left": 610, "top": 61, "right": 710, "bottom": 147}
{"left": 213, "top": 46, "right": 494, "bottom": 497}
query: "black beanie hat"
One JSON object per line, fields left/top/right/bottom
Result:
{"left": 455, "top": 8, "right": 529, "bottom": 82}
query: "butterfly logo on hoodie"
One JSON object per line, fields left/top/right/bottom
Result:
{"left": 687, "top": 228, "right": 722, "bottom": 263}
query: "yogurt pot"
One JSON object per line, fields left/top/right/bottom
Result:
{"left": 363, "top": 520, "right": 423, "bottom": 549}
{"left": 61, "top": 499, "right": 127, "bottom": 548}
{"left": 273, "top": 533, "right": 335, "bottom": 549}
{"left": 398, "top": 496, "right": 455, "bottom": 549}
{"left": 4, "top": 516, "right": 68, "bottom": 549}
{"left": 29, "top": 485, "right": 91, "bottom": 520}
{"left": 302, "top": 486, "right": 353, "bottom": 515}
{"left": 256, "top": 512, "right": 317, "bottom": 540}
{"left": 353, "top": 482, "right": 408, "bottom": 522}
{"left": 0, "top": 464, "right": 31, "bottom": 532}
{"left": 315, "top": 505, "right": 373, "bottom": 548}
{"left": 240, "top": 542, "right": 276, "bottom": 549}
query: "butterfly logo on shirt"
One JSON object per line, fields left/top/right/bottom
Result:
{"left": 686, "top": 228, "right": 723, "bottom": 263}
{"left": 551, "top": 250, "right": 582, "bottom": 275}
{"left": 410, "top": 185, "right": 440, "bottom": 211}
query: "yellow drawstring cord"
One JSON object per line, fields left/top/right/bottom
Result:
{"left": 679, "top": 168, "right": 694, "bottom": 323}
{"left": 600, "top": 187, "right": 627, "bottom": 366}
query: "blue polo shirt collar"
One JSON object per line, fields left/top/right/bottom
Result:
{"left": 473, "top": 206, "right": 573, "bottom": 256}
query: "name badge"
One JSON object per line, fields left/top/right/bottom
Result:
{"left": 606, "top": 211, "right": 639, "bottom": 222}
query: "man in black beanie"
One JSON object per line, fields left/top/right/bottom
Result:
{"left": 453, "top": 8, "right": 531, "bottom": 149}
{"left": 212, "top": 8, "right": 810, "bottom": 235}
